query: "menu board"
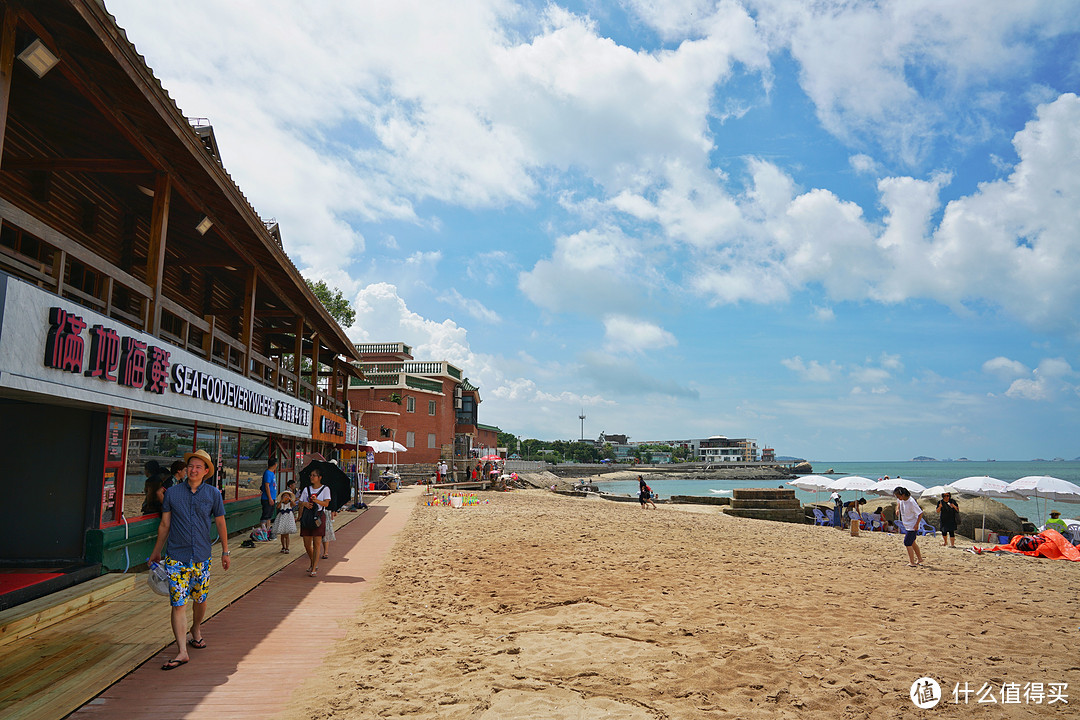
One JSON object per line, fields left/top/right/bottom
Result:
{"left": 101, "top": 469, "right": 117, "bottom": 524}
{"left": 107, "top": 416, "right": 125, "bottom": 462}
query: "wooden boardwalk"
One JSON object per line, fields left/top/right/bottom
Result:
{"left": 0, "top": 486, "right": 419, "bottom": 720}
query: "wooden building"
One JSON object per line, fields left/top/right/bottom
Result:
{"left": 0, "top": 0, "right": 360, "bottom": 604}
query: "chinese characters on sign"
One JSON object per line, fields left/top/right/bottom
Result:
{"left": 45, "top": 307, "right": 169, "bottom": 394}
{"left": 42, "top": 306, "right": 307, "bottom": 424}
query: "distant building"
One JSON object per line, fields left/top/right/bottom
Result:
{"left": 698, "top": 436, "right": 758, "bottom": 463}
{"left": 761, "top": 447, "right": 776, "bottom": 462}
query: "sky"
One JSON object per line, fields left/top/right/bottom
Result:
{"left": 106, "top": 1, "right": 1080, "bottom": 461}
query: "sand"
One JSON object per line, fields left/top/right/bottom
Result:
{"left": 281, "top": 490, "right": 1080, "bottom": 719}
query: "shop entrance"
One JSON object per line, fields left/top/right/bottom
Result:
{"left": 0, "top": 399, "right": 93, "bottom": 562}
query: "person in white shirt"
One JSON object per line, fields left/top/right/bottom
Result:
{"left": 893, "top": 487, "right": 924, "bottom": 567}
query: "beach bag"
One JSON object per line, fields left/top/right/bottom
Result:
{"left": 147, "top": 561, "right": 170, "bottom": 597}
{"left": 299, "top": 502, "right": 323, "bottom": 530}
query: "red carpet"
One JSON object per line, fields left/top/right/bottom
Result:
{"left": 0, "top": 572, "right": 64, "bottom": 595}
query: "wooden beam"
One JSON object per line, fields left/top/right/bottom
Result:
{"left": 241, "top": 266, "right": 257, "bottom": 376}
{"left": 145, "top": 173, "right": 171, "bottom": 335}
{"left": 0, "top": 5, "right": 16, "bottom": 171}
{"left": 309, "top": 333, "right": 320, "bottom": 393}
{"left": 292, "top": 317, "right": 303, "bottom": 399}
{"left": 2, "top": 158, "right": 153, "bottom": 173}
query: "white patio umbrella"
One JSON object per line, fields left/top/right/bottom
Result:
{"left": 920, "top": 485, "right": 951, "bottom": 498}
{"left": 787, "top": 475, "right": 833, "bottom": 492}
{"left": 945, "top": 476, "right": 1024, "bottom": 540}
{"left": 826, "top": 476, "right": 879, "bottom": 493}
{"left": 1006, "top": 476, "right": 1080, "bottom": 529}
{"left": 870, "top": 477, "right": 927, "bottom": 498}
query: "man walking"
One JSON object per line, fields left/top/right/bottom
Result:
{"left": 259, "top": 457, "right": 278, "bottom": 537}
{"left": 438, "top": 459, "right": 448, "bottom": 483}
{"left": 149, "top": 449, "right": 231, "bottom": 670}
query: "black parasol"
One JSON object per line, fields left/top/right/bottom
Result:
{"left": 298, "top": 460, "right": 351, "bottom": 512}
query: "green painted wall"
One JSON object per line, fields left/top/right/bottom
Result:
{"left": 85, "top": 498, "right": 262, "bottom": 571}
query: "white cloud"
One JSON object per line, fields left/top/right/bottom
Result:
{"left": 752, "top": 0, "right": 1080, "bottom": 164}
{"left": 1003, "top": 358, "right": 1075, "bottom": 401}
{"left": 982, "top": 356, "right": 1029, "bottom": 379}
{"left": 781, "top": 356, "right": 839, "bottom": 383}
{"left": 518, "top": 228, "right": 656, "bottom": 315}
{"left": 438, "top": 289, "right": 503, "bottom": 325}
{"left": 602, "top": 315, "right": 677, "bottom": 354}
{"left": 849, "top": 153, "right": 879, "bottom": 174}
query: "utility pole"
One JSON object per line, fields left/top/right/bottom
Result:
{"left": 578, "top": 409, "right": 586, "bottom": 441}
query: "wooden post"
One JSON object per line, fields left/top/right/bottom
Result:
{"left": 293, "top": 317, "right": 304, "bottom": 398}
{"left": 241, "top": 267, "right": 256, "bottom": 377}
{"left": 0, "top": 7, "right": 18, "bottom": 172}
{"left": 310, "top": 334, "right": 321, "bottom": 405}
{"left": 145, "top": 173, "right": 171, "bottom": 335}
{"left": 203, "top": 314, "right": 216, "bottom": 360}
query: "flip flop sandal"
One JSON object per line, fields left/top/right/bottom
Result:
{"left": 321, "top": 554, "right": 329, "bottom": 559}
{"left": 162, "top": 659, "right": 188, "bottom": 671}
{"left": 188, "top": 637, "right": 206, "bottom": 649}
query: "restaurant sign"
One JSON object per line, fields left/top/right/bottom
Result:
{"left": 312, "top": 405, "right": 347, "bottom": 444}
{"left": 0, "top": 276, "right": 311, "bottom": 435}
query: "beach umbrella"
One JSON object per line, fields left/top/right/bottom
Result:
{"left": 826, "top": 476, "right": 879, "bottom": 493}
{"left": 945, "top": 476, "right": 1024, "bottom": 540}
{"left": 1006, "top": 476, "right": 1080, "bottom": 530}
{"left": 1006, "top": 476, "right": 1080, "bottom": 503}
{"left": 870, "top": 477, "right": 927, "bottom": 498}
{"left": 787, "top": 475, "right": 833, "bottom": 492}
{"left": 920, "top": 485, "right": 951, "bottom": 498}
{"left": 480, "top": 454, "right": 501, "bottom": 461}
{"left": 946, "top": 476, "right": 1021, "bottom": 499}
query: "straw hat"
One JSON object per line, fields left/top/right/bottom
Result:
{"left": 183, "top": 449, "right": 215, "bottom": 475}
{"left": 276, "top": 490, "right": 294, "bottom": 503}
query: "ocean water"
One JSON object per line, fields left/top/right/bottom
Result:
{"left": 593, "top": 460, "right": 1080, "bottom": 524}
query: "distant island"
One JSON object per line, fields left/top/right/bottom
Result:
{"left": 911, "top": 456, "right": 936, "bottom": 461}
{"left": 775, "top": 456, "right": 806, "bottom": 463}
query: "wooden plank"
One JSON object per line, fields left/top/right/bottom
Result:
{"left": 0, "top": 197, "right": 152, "bottom": 298}
{"left": 0, "top": 574, "right": 133, "bottom": 647}
{"left": 0, "top": 5, "right": 16, "bottom": 171}
{"left": 144, "top": 172, "right": 170, "bottom": 335}
{"left": 2, "top": 158, "right": 153, "bottom": 173}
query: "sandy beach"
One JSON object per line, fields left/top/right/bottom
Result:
{"left": 282, "top": 489, "right": 1080, "bottom": 719}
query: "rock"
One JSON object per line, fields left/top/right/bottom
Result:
{"left": 917, "top": 496, "right": 1026, "bottom": 538}
{"left": 791, "top": 461, "right": 813, "bottom": 474}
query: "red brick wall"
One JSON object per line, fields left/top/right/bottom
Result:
{"left": 475, "top": 426, "right": 498, "bottom": 451}
{"left": 348, "top": 383, "right": 455, "bottom": 464}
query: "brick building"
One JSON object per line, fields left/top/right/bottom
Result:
{"left": 348, "top": 343, "right": 487, "bottom": 465}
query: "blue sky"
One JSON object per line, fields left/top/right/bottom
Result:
{"left": 108, "top": 1, "right": 1080, "bottom": 460}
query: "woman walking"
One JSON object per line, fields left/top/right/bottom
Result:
{"left": 298, "top": 469, "right": 331, "bottom": 576}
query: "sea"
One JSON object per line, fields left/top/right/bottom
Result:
{"left": 593, "top": 460, "right": 1080, "bottom": 523}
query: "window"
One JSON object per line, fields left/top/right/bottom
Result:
{"left": 428, "top": 400, "right": 436, "bottom": 416}
{"left": 406, "top": 431, "right": 415, "bottom": 448}
{"left": 428, "top": 433, "right": 437, "bottom": 449}
{"left": 123, "top": 417, "right": 195, "bottom": 519}
{"left": 406, "top": 396, "right": 415, "bottom": 413}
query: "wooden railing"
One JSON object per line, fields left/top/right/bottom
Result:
{"left": 1, "top": 202, "right": 350, "bottom": 416}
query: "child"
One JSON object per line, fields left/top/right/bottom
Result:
{"left": 893, "top": 487, "right": 924, "bottom": 567}
{"left": 273, "top": 489, "right": 297, "bottom": 553}
{"left": 321, "top": 509, "right": 336, "bottom": 559}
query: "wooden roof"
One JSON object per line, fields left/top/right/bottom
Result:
{"left": 5, "top": 0, "right": 358, "bottom": 361}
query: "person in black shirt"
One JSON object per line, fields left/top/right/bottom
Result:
{"left": 936, "top": 491, "right": 960, "bottom": 547}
